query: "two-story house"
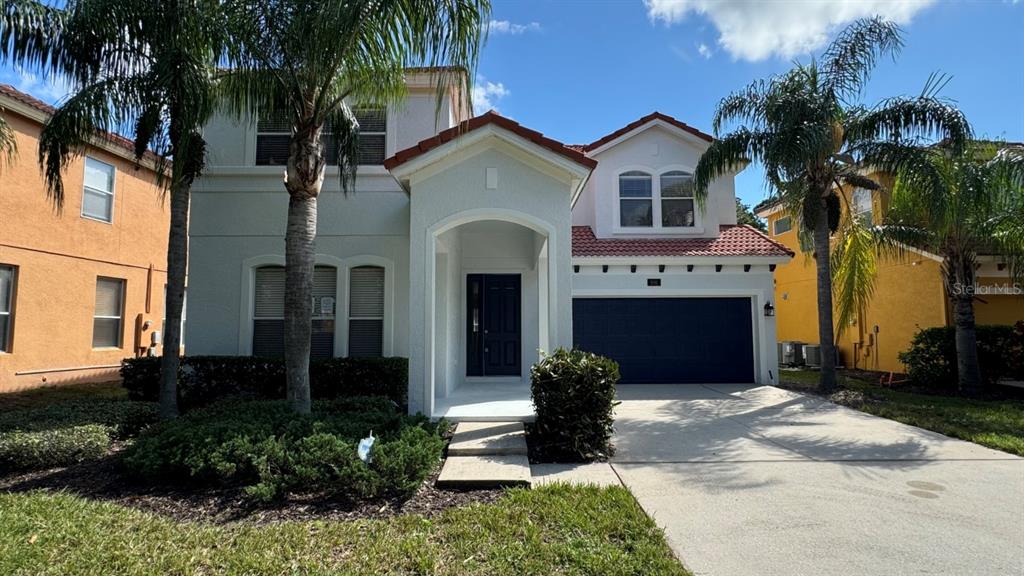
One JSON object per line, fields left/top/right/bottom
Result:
{"left": 757, "top": 175, "right": 1024, "bottom": 374}
{"left": 0, "top": 85, "right": 171, "bottom": 391}
{"left": 186, "top": 68, "right": 793, "bottom": 419}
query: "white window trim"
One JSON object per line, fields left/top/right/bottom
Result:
{"left": 0, "top": 264, "right": 15, "bottom": 353}
{"left": 93, "top": 277, "right": 125, "bottom": 349}
{"left": 773, "top": 215, "right": 793, "bottom": 236}
{"left": 81, "top": 156, "right": 116, "bottom": 224}
{"left": 613, "top": 165, "right": 704, "bottom": 234}
{"left": 237, "top": 254, "right": 393, "bottom": 358}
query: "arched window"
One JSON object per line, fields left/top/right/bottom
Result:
{"left": 619, "top": 171, "right": 653, "bottom": 227}
{"left": 348, "top": 266, "right": 385, "bottom": 357}
{"left": 252, "top": 265, "right": 336, "bottom": 358}
{"left": 660, "top": 171, "right": 695, "bottom": 227}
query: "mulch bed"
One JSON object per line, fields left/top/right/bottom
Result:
{"left": 0, "top": 448, "right": 503, "bottom": 525}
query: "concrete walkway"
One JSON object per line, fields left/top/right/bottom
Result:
{"left": 610, "top": 384, "right": 1024, "bottom": 576}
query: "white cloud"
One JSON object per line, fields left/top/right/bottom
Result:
{"left": 645, "top": 0, "right": 935, "bottom": 61}
{"left": 697, "top": 42, "right": 713, "bottom": 59}
{"left": 471, "top": 78, "right": 509, "bottom": 113}
{"left": 488, "top": 19, "right": 542, "bottom": 35}
{"left": 6, "top": 68, "right": 71, "bottom": 104}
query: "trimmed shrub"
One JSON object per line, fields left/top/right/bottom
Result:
{"left": 121, "top": 356, "right": 408, "bottom": 411}
{"left": 898, "top": 324, "right": 1024, "bottom": 389}
{"left": 121, "top": 396, "right": 444, "bottom": 502}
{"left": 0, "top": 399, "right": 159, "bottom": 472}
{"left": 530, "top": 348, "right": 619, "bottom": 461}
{"left": 0, "top": 425, "right": 111, "bottom": 471}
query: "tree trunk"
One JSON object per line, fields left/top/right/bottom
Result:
{"left": 813, "top": 196, "right": 838, "bottom": 392}
{"left": 283, "top": 125, "right": 325, "bottom": 414}
{"left": 952, "top": 295, "right": 983, "bottom": 397}
{"left": 158, "top": 178, "right": 190, "bottom": 419}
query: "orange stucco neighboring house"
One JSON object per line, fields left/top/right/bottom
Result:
{"left": 0, "top": 84, "right": 171, "bottom": 391}
{"left": 756, "top": 175, "right": 1024, "bottom": 374}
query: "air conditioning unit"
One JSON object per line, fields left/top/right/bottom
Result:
{"left": 781, "top": 341, "right": 805, "bottom": 366}
{"left": 803, "top": 344, "right": 821, "bottom": 367}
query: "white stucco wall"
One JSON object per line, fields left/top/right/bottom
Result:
{"left": 571, "top": 263, "right": 780, "bottom": 385}
{"left": 572, "top": 124, "right": 739, "bottom": 238}
{"left": 406, "top": 144, "right": 578, "bottom": 416}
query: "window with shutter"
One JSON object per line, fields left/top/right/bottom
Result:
{"left": 255, "top": 108, "right": 387, "bottom": 166}
{"left": 348, "top": 266, "right": 384, "bottom": 357}
{"left": 93, "top": 277, "right": 125, "bottom": 348}
{"left": 252, "top": 265, "right": 336, "bottom": 358}
{"left": 0, "top": 265, "right": 15, "bottom": 352}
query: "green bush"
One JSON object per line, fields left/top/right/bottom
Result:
{"left": 121, "top": 397, "right": 444, "bottom": 502}
{"left": 530, "top": 348, "right": 619, "bottom": 461}
{"left": 0, "top": 399, "right": 159, "bottom": 472}
{"left": 0, "top": 425, "right": 112, "bottom": 471}
{"left": 898, "top": 324, "right": 1024, "bottom": 389}
{"left": 121, "top": 356, "right": 408, "bottom": 411}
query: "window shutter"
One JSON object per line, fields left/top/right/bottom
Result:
{"left": 95, "top": 278, "right": 123, "bottom": 317}
{"left": 311, "top": 266, "right": 337, "bottom": 359}
{"left": 349, "top": 266, "right": 384, "bottom": 357}
{"left": 93, "top": 277, "right": 124, "bottom": 348}
{"left": 254, "top": 267, "right": 286, "bottom": 318}
{"left": 355, "top": 109, "right": 386, "bottom": 132}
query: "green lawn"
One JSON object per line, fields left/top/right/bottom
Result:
{"left": 0, "top": 486, "right": 688, "bottom": 576}
{"left": 778, "top": 368, "right": 1024, "bottom": 456}
{"left": 0, "top": 381, "right": 127, "bottom": 413}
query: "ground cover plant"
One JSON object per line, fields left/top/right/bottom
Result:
{"left": 122, "top": 396, "right": 445, "bottom": 502}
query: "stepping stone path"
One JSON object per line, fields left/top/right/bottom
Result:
{"left": 437, "top": 422, "right": 531, "bottom": 488}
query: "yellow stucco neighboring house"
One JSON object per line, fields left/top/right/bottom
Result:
{"left": 755, "top": 178, "right": 1024, "bottom": 374}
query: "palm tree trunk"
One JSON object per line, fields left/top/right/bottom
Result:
{"left": 952, "top": 294, "right": 983, "bottom": 396}
{"left": 158, "top": 178, "right": 189, "bottom": 419}
{"left": 813, "top": 196, "right": 838, "bottom": 392}
{"left": 284, "top": 125, "right": 325, "bottom": 414}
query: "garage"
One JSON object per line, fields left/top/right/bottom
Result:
{"left": 572, "top": 297, "right": 755, "bottom": 384}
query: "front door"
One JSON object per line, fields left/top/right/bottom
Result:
{"left": 466, "top": 274, "right": 521, "bottom": 377}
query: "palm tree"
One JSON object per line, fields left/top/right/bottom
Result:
{"left": 843, "top": 142, "right": 1024, "bottom": 395}
{"left": 3, "top": 0, "right": 225, "bottom": 418}
{"left": 220, "top": 0, "right": 489, "bottom": 413}
{"left": 694, "top": 18, "right": 971, "bottom": 392}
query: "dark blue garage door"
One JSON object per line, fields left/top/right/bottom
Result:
{"left": 573, "top": 298, "right": 755, "bottom": 384}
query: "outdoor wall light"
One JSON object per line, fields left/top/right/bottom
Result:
{"left": 764, "top": 301, "right": 775, "bottom": 317}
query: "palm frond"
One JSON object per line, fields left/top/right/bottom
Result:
{"left": 831, "top": 215, "right": 877, "bottom": 336}
{"left": 693, "top": 129, "right": 765, "bottom": 205}
{"left": 0, "top": 0, "right": 65, "bottom": 70}
{"left": 821, "top": 17, "right": 902, "bottom": 99}
{"left": 0, "top": 113, "right": 16, "bottom": 164}
{"left": 846, "top": 95, "right": 972, "bottom": 152}
{"left": 712, "top": 79, "right": 769, "bottom": 134}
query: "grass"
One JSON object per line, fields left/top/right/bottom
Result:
{"left": 0, "top": 381, "right": 127, "bottom": 413}
{"left": 779, "top": 368, "right": 1024, "bottom": 456}
{"left": 0, "top": 486, "right": 689, "bottom": 576}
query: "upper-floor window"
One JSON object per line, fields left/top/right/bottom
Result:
{"left": 348, "top": 266, "right": 385, "bottom": 357}
{"left": 619, "top": 170, "right": 698, "bottom": 229}
{"left": 93, "top": 277, "right": 125, "bottom": 348}
{"left": 619, "top": 171, "right": 653, "bottom": 227}
{"left": 773, "top": 216, "right": 793, "bottom": 235}
{"left": 0, "top": 265, "right": 15, "bottom": 352}
{"left": 82, "top": 157, "right": 115, "bottom": 223}
{"left": 660, "top": 171, "right": 695, "bottom": 227}
{"left": 853, "top": 188, "right": 873, "bottom": 227}
{"left": 255, "top": 108, "right": 387, "bottom": 167}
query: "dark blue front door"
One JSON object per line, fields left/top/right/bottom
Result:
{"left": 467, "top": 274, "right": 521, "bottom": 376}
{"left": 572, "top": 297, "right": 754, "bottom": 383}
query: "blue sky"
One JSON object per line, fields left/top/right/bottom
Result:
{"left": 473, "top": 0, "right": 1024, "bottom": 207}
{"left": 3, "top": 1, "right": 1021, "bottom": 207}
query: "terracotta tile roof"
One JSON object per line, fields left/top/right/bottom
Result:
{"left": 384, "top": 110, "right": 597, "bottom": 171}
{"left": 584, "top": 111, "right": 713, "bottom": 152}
{"left": 571, "top": 225, "right": 794, "bottom": 258}
{"left": 0, "top": 83, "right": 162, "bottom": 164}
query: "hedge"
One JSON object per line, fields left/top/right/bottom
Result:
{"left": 898, "top": 323, "right": 1024, "bottom": 389}
{"left": 531, "top": 348, "right": 619, "bottom": 461}
{"left": 121, "top": 356, "right": 408, "bottom": 411}
{"left": 122, "top": 397, "right": 445, "bottom": 502}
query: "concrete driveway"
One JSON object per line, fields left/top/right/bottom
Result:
{"left": 610, "top": 384, "right": 1024, "bottom": 576}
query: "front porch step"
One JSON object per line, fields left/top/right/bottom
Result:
{"left": 436, "top": 454, "right": 532, "bottom": 488}
{"left": 447, "top": 421, "right": 528, "bottom": 456}
{"left": 437, "top": 422, "right": 532, "bottom": 488}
